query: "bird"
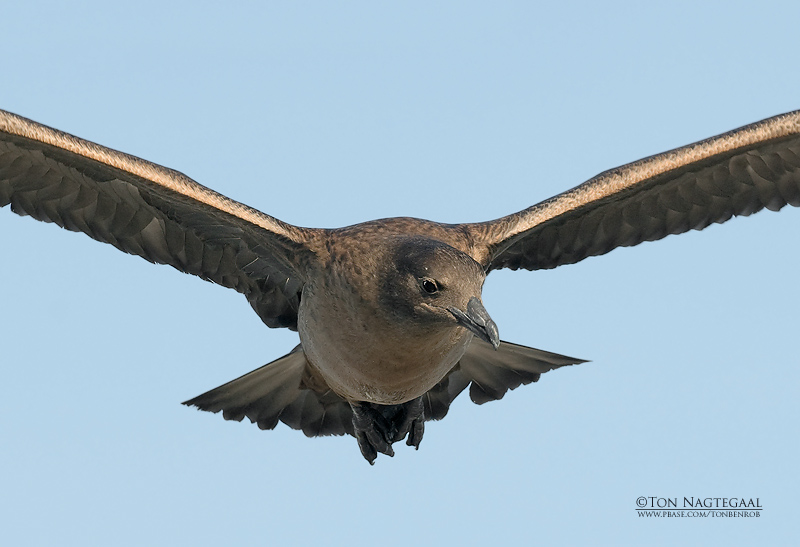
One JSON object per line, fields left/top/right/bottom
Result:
{"left": 1, "top": 108, "right": 799, "bottom": 464}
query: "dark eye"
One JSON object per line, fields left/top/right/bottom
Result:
{"left": 421, "top": 278, "right": 439, "bottom": 294}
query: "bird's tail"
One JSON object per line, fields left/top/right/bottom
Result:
{"left": 183, "top": 345, "right": 355, "bottom": 437}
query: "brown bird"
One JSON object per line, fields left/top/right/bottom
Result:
{"left": 1, "top": 108, "right": 799, "bottom": 463}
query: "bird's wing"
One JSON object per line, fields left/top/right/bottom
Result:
{"left": 0, "top": 109, "right": 320, "bottom": 329}
{"left": 463, "top": 111, "right": 800, "bottom": 271}
{"left": 183, "top": 345, "right": 355, "bottom": 437}
{"left": 423, "top": 338, "right": 586, "bottom": 420}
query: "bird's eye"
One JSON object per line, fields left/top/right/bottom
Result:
{"left": 421, "top": 278, "right": 439, "bottom": 294}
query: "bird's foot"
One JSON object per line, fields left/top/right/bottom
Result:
{"left": 350, "top": 398, "right": 425, "bottom": 464}
{"left": 389, "top": 397, "right": 425, "bottom": 449}
{"left": 352, "top": 402, "right": 395, "bottom": 464}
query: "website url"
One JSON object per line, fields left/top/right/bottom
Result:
{"left": 637, "top": 510, "right": 761, "bottom": 518}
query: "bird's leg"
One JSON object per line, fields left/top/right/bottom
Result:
{"left": 351, "top": 402, "right": 395, "bottom": 464}
{"left": 388, "top": 397, "right": 425, "bottom": 449}
{"left": 351, "top": 398, "right": 427, "bottom": 464}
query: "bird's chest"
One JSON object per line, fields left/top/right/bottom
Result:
{"left": 297, "top": 279, "right": 470, "bottom": 404}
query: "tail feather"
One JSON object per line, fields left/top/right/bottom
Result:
{"left": 184, "top": 339, "right": 587, "bottom": 439}
{"left": 426, "top": 338, "right": 587, "bottom": 413}
{"left": 183, "top": 345, "right": 354, "bottom": 437}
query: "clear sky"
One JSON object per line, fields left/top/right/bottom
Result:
{"left": 1, "top": 2, "right": 798, "bottom": 545}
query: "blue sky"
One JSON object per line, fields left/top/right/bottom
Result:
{"left": 1, "top": 2, "right": 798, "bottom": 545}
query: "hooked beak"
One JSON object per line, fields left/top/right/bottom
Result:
{"left": 448, "top": 297, "right": 500, "bottom": 350}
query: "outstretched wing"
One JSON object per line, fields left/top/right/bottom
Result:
{"left": 466, "top": 111, "right": 800, "bottom": 271}
{"left": 0, "top": 109, "right": 320, "bottom": 329}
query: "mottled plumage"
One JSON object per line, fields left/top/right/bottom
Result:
{"left": 2, "top": 108, "right": 798, "bottom": 463}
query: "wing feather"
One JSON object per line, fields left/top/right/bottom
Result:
{"left": 466, "top": 111, "right": 800, "bottom": 271}
{"left": 0, "top": 109, "right": 320, "bottom": 329}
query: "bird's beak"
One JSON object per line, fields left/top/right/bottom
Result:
{"left": 448, "top": 297, "right": 500, "bottom": 350}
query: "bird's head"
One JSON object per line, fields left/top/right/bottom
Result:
{"left": 379, "top": 236, "right": 500, "bottom": 349}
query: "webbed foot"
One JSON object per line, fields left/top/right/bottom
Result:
{"left": 350, "top": 398, "right": 426, "bottom": 464}
{"left": 351, "top": 402, "right": 395, "bottom": 464}
{"left": 389, "top": 397, "right": 424, "bottom": 449}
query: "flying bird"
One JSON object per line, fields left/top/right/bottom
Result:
{"left": 1, "top": 108, "right": 798, "bottom": 464}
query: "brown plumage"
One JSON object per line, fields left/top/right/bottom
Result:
{"left": 2, "top": 108, "right": 798, "bottom": 463}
